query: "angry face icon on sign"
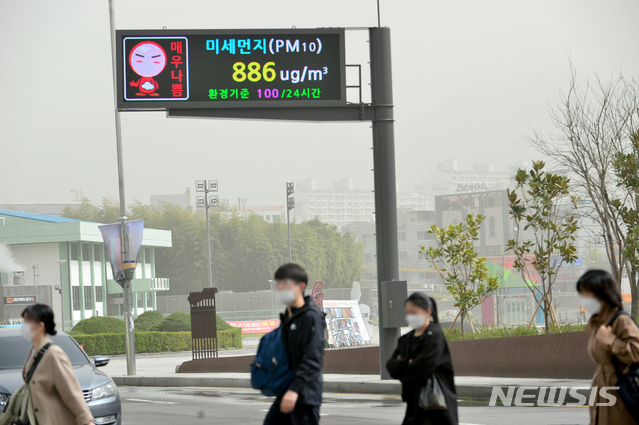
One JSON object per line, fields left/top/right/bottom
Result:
{"left": 129, "top": 41, "right": 167, "bottom": 96}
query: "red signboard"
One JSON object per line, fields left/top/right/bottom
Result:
{"left": 227, "top": 319, "right": 280, "bottom": 334}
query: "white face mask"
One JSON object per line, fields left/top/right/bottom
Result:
{"left": 405, "top": 314, "right": 426, "bottom": 330}
{"left": 20, "top": 322, "right": 37, "bottom": 342}
{"left": 580, "top": 296, "right": 601, "bottom": 315}
{"left": 275, "top": 289, "right": 297, "bottom": 306}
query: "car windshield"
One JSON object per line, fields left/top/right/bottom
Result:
{"left": 0, "top": 335, "right": 89, "bottom": 369}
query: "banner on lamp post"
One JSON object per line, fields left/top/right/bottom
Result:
{"left": 99, "top": 220, "right": 144, "bottom": 286}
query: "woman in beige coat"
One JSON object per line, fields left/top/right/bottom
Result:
{"left": 578, "top": 270, "right": 639, "bottom": 425}
{"left": 20, "top": 304, "right": 95, "bottom": 425}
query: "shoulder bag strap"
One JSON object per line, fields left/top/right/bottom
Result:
{"left": 25, "top": 343, "right": 52, "bottom": 383}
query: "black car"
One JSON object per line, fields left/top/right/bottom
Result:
{"left": 0, "top": 328, "right": 121, "bottom": 425}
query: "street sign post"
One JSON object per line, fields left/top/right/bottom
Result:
{"left": 108, "top": 9, "right": 399, "bottom": 378}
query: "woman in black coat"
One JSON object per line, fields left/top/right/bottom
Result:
{"left": 386, "top": 293, "right": 458, "bottom": 425}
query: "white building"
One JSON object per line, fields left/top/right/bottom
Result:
{"left": 292, "top": 178, "right": 431, "bottom": 227}
{"left": 0, "top": 210, "right": 172, "bottom": 329}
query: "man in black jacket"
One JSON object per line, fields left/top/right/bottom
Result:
{"left": 263, "top": 263, "right": 325, "bottom": 425}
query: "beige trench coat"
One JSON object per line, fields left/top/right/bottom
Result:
{"left": 22, "top": 336, "right": 94, "bottom": 425}
{"left": 586, "top": 304, "right": 639, "bottom": 425}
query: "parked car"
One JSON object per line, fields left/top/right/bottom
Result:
{"left": 0, "top": 328, "right": 121, "bottom": 425}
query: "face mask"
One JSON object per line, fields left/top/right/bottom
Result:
{"left": 405, "top": 314, "right": 426, "bottom": 330}
{"left": 581, "top": 296, "right": 601, "bottom": 315}
{"left": 20, "top": 322, "right": 37, "bottom": 342}
{"left": 275, "top": 289, "right": 297, "bottom": 306}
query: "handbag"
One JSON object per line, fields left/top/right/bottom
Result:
{"left": 606, "top": 310, "right": 639, "bottom": 422}
{"left": 418, "top": 374, "right": 447, "bottom": 411}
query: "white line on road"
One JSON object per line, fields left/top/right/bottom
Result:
{"left": 126, "top": 398, "right": 179, "bottom": 405}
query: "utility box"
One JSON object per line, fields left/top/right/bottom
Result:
{"left": 380, "top": 280, "right": 408, "bottom": 328}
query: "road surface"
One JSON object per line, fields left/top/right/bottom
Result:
{"left": 118, "top": 386, "right": 590, "bottom": 425}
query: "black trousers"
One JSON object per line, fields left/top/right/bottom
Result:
{"left": 263, "top": 401, "right": 320, "bottom": 425}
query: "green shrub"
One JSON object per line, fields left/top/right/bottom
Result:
{"left": 146, "top": 312, "right": 230, "bottom": 332}
{"left": 72, "top": 329, "right": 242, "bottom": 356}
{"left": 445, "top": 322, "right": 588, "bottom": 342}
{"left": 135, "top": 310, "right": 165, "bottom": 331}
{"left": 218, "top": 327, "right": 243, "bottom": 349}
{"left": 216, "top": 315, "right": 232, "bottom": 331}
{"left": 69, "top": 316, "right": 125, "bottom": 335}
{"left": 150, "top": 311, "right": 191, "bottom": 332}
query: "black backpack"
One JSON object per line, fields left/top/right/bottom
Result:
{"left": 606, "top": 310, "right": 639, "bottom": 421}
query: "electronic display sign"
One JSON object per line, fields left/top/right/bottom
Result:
{"left": 116, "top": 29, "right": 346, "bottom": 110}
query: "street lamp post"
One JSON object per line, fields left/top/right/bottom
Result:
{"left": 196, "top": 180, "right": 219, "bottom": 289}
{"left": 55, "top": 260, "right": 68, "bottom": 332}
{"left": 286, "top": 183, "right": 295, "bottom": 263}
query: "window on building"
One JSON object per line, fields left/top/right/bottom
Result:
{"left": 94, "top": 245, "right": 100, "bottom": 261}
{"left": 137, "top": 295, "right": 143, "bottom": 308}
{"left": 489, "top": 216, "right": 496, "bottom": 237}
{"left": 70, "top": 244, "right": 77, "bottom": 261}
{"left": 417, "top": 231, "right": 433, "bottom": 241}
{"left": 72, "top": 287, "right": 80, "bottom": 311}
{"left": 145, "top": 248, "right": 151, "bottom": 264}
{"left": 398, "top": 232, "right": 406, "bottom": 242}
{"left": 399, "top": 251, "right": 407, "bottom": 262}
{"left": 81, "top": 243, "right": 89, "bottom": 261}
{"left": 95, "top": 286, "right": 103, "bottom": 303}
{"left": 84, "top": 287, "right": 92, "bottom": 311}
{"left": 363, "top": 235, "right": 372, "bottom": 244}
{"left": 147, "top": 292, "right": 153, "bottom": 306}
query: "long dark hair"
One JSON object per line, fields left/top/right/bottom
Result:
{"left": 405, "top": 292, "right": 439, "bottom": 323}
{"left": 22, "top": 304, "right": 57, "bottom": 336}
{"left": 576, "top": 269, "right": 623, "bottom": 310}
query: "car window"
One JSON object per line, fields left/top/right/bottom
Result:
{"left": 0, "top": 335, "right": 89, "bottom": 369}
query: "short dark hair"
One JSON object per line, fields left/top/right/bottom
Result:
{"left": 22, "top": 304, "right": 57, "bottom": 336}
{"left": 405, "top": 292, "right": 439, "bottom": 323}
{"left": 576, "top": 269, "right": 623, "bottom": 310}
{"left": 274, "top": 263, "right": 308, "bottom": 293}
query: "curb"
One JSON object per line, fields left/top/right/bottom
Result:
{"left": 112, "top": 376, "right": 401, "bottom": 395}
{"left": 111, "top": 376, "right": 594, "bottom": 404}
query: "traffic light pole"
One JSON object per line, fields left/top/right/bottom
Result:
{"left": 370, "top": 27, "right": 400, "bottom": 380}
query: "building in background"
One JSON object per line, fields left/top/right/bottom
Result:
{"left": 342, "top": 209, "right": 439, "bottom": 287}
{"left": 416, "top": 158, "right": 529, "bottom": 198}
{"left": 150, "top": 188, "right": 192, "bottom": 212}
{"left": 294, "top": 178, "right": 431, "bottom": 227}
{"left": 0, "top": 210, "right": 172, "bottom": 328}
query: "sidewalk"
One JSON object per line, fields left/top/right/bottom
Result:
{"left": 105, "top": 337, "right": 592, "bottom": 401}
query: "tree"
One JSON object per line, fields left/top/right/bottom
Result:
{"left": 528, "top": 66, "right": 639, "bottom": 298}
{"left": 62, "top": 194, "right": 364, "bottom": 294}
{"left": 506, "top": 161, "right": 579, "bottom": 331}
{"left": 612, "top": 133, "right": 639, "bottom": 315}
{"left": 421, "top": 214, "right": 499, "bottom": 335}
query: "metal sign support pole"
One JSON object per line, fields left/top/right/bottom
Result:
{"left": 370, "top": 27, "right": 400, "bottom": 380}
{"left": 108, "top": 0, "right": 135, "bottom": 375}
{"left": 205, "top": 188, "right": 213, "bottom": 288}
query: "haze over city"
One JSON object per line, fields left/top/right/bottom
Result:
{"left": 3, "top": 0, "right": 639, "bottom": 206}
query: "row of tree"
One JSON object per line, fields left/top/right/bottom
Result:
{"left": 62, "top": 196, "right": 364, "bottom": 294}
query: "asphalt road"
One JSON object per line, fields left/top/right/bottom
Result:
{"left": 118, "top": 386, "right": 591, "bottom": 425}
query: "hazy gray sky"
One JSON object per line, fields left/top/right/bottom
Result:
{"left": 2, "top": 0, "right": 639, "bottom": 207}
